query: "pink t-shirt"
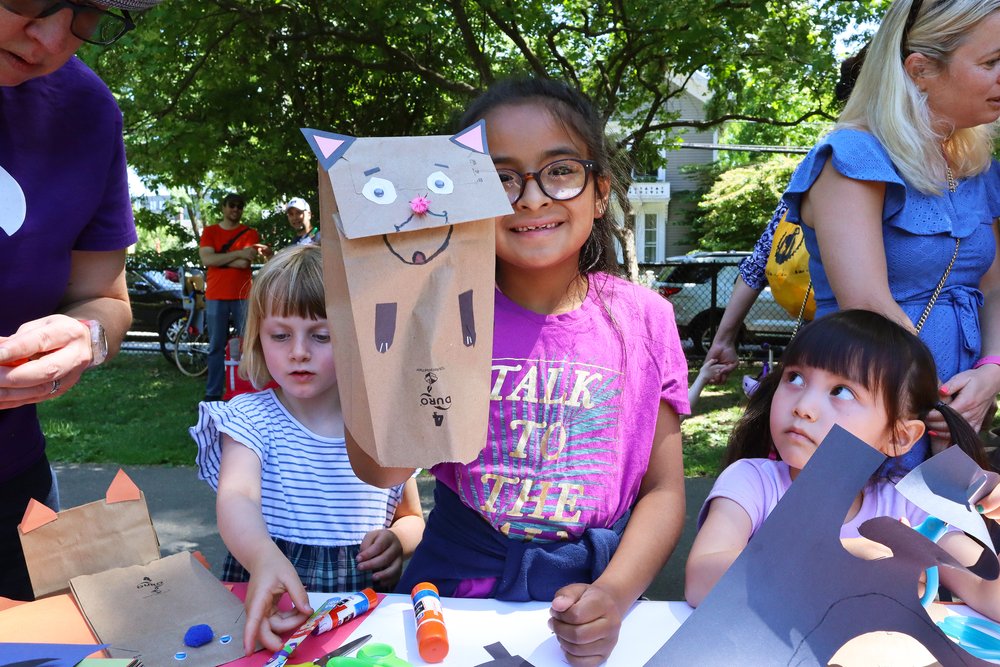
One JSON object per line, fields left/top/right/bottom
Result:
{"left": 433, "top": 273, "right": 690, "bottom": 544}
{"left": 700, "top": 458, "right": 936, "bottom": 539}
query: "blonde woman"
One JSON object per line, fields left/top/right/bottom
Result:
{"left": 784, "top": 0, "right": 1000, "bottom": 475}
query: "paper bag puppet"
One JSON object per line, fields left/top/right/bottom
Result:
{"left": 17, "top": 469, "right": 160, "bottom": 598}
{"left": 301, "top": 122, "right": 512, "bottom": 467}
{"left": 648, "top": 426, "right": 999, "bottom": 666}
{"left": 70, "top": 551, "right": 246, "bottom": 666}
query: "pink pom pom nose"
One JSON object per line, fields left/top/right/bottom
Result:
{"left": 409, "top": 196, "right": 430, "bottom": 215}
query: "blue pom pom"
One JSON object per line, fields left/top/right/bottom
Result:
{"left": 184, "top": 623, "right": 214, "bottom": 648}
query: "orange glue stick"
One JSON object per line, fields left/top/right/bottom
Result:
{"left": 411, "top": 582, "right": 448, "bottom": 663}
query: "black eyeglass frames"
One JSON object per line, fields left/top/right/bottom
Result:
{"left": 0, "top": 0, "right": 135, "bottom": 46}
{"left": 496, "top": 158, "right": 599, "bottom": 205}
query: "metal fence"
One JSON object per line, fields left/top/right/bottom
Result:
{"left": 648, "top": 256, "right": 799, "bottom": 359}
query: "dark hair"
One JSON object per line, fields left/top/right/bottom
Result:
{"left": 724, "top": 309, "right": 989, "bottom": 477}
{"left": 222, "top": 192, "right": 245, "bottom": 207}
{"left": 834, "top": 44, "right": 869, "bottom": 104}
{"left": 458, "top": 77, "right": 625, "bottom": 277}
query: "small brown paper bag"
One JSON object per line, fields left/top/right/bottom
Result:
{"left": 17, "top": 469, "right": 160, "bottom": 598}
{"left": 70, "top": 551, "right": 246, "bottom": 666}
{"left": 301, "top": 122, "right": 512, "bottom": 467}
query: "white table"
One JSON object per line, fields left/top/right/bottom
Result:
{"left": 306, "top": 592, "right": 692, "bottom": 666}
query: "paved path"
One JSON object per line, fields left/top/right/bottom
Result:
{"left": 53, "top": 463, "right": 713, "bottom": 601}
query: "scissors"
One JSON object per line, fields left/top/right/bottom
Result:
{"left": 288, "top": 634, "right": 372, "bottom": 667}
{"left": 327, "top": 642, "right": 414, "bottom": 667}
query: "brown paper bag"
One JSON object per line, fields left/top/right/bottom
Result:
{"left": 301, "top": 122, "right": 512, "bottom": 467}
{"left": 17, "top": 469, "right": 160, "bottom": 598}
{"left": 70, "top": 551, "right": 246, "bottom": 666}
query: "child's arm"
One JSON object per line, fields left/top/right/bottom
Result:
{"left": 687, "top": 357, "right": 725, "bottom": 415}
{"left": 216, "top": 436, "right": 313, "bottom": 655}
{"left": 937, "top": 531, "right": 1000, "bottom": 621}
{"left": 356, "top": 477, "right": 425, "bottom": 589}
{"left": 345, "top": 426, "right": 417, "bottom": 488}
{"left": 684, "top": 497, "right": 754, "bottom": 607}
{"left": 548, "top": 400, "right": 685, "bottom": 666}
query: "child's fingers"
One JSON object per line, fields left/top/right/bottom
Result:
{"left": 284, "top": 577, "right": 312, "bottom": 619}
{"left": 242, "top": 596, "right": 270, "bottom": 655}
{"left": 549, "top": 583, "right": 590, "bottom": 618}
{"left": 548, "top": 585, "right": 623, "bottom": 667}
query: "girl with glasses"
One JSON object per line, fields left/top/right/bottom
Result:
{"left": 347, "top": 77, "right": 690, "bottom": 667}
{"left": 782, "top": 0, "right": 1000, "bottom": 480}
{"left": 0, "top": 0, "right": 163, "bottom": 600}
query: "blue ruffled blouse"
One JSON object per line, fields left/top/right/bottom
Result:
{"left": 783, "top": 129, "right": 1000, "bottom": 471}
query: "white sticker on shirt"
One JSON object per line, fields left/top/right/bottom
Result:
{"left": 0, "top": 164, "right": 26, "bottom": 236}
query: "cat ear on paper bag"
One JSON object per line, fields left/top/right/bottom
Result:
{"left": 301, "top": 128, "right": 356, "bottom": 170}
{"left": 18, "top": 499, "right": 58, "bottom": 534}
{"left": 450, "top": 119, "right": 489, "bottom": 155}
{"left": 106, "top": 468, "right": 141, "bottom": 504}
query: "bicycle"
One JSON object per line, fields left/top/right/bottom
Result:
{"left": 171, "top": 266, "right": 209, "bottom": 377}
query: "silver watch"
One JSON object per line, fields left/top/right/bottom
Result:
{"left": 80, "top": 319, "right": 108, "bottom": 368}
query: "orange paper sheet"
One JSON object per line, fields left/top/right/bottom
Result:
{"left": 0, "top": 593, "right": 103, "bottom": 656}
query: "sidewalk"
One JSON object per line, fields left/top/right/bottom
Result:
{"left": 53, "top": 463, "right": 713, "bottom": 601}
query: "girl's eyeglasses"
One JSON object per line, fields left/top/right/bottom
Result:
{"left": 0, "top": 0, "right": 135, "bottom": 46}
{"left": 496, "top": 158, "right": 599, "bottom": 205}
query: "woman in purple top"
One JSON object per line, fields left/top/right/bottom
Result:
{"left": 0, "top": 0, "right": 164, "bottom": 600}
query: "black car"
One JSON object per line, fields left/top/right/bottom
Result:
{"left": 126, "top": 268, "right": 185, "bottom": 361}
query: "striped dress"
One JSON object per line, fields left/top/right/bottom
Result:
{"left": 191, "top": 389, "right": 404, "bottom": 591}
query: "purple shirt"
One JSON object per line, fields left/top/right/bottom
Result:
{"left": 699, "top": 458, "right": 942, "bottom": 539}
{"left": 434, "top": 274, "right": 690, "bottom": 544}
{"left": 0, "top": 57, "right": 136, "bottom": 482}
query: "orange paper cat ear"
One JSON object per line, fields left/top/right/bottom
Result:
{"left": 450, "top": 119, "right": 488, "bottom": 154}
{"left": 19, "top": 498, "right": 58, "bottom": 534}
{"left": 106, "top": 468, "right": 141, "bottom": 504}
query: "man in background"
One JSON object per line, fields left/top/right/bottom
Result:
{"left": 285, "top": 197, "right": 320, "bottom": 246}
{"left": 198, "top": 193, "right": 267, "bottom": 401}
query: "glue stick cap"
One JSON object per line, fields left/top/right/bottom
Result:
{"left": 411, "top": 582, "right": 448, "bottom": 663}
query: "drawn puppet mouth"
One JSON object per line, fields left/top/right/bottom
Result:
{"left": 384, "top": 209, "right": 453, "bottom": 265}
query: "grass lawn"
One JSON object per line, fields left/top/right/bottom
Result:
{"left": 39, "top": 351, "right": 204, "bottom": 465}
{"left": 39, "top": 351, "right": 758, "bottom": 476}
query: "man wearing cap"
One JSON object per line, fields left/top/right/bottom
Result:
{"left": 285, "top": 197, "right": 320, "bottom": 246}
{"left": 0, "top": 0, "right": 165, "bottom": 599}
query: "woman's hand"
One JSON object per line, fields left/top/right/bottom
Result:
{"left": 0, "top": 315, "right": 93, "bottom": 409}
{"left": 928, "top": 365, "right": 1000, "bottom": 444}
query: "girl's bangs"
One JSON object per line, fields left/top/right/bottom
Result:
{"left": 781, "top": 319, "right": 898, "bottom": 393}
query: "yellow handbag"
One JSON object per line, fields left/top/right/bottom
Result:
{"left": 765, "top": 210, "right": 816, "bottom": 322}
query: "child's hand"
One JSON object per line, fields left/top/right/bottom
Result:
{"left": 698, "top": 357, "right": 727, "bottom": 385}
{"left": 243, "top": 551, "right": 312, "bottom": 655}
{"left": 840, "top": 536, "right": 893, "bottom": 561}
{"left": 974, "top": 483, "right": 1000, "bottom": 522}
{"left": 356, "top": 528, "right": 404, "bottom": 589}
{"left": 548, "top": 583, "right": 624, "bottom": 667}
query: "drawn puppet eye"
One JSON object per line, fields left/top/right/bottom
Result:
{"left": 362, "top": 177, "right": 397, "bottom": 205}
{"left": 426, "top": 171, "right": 454, "bottom": 195}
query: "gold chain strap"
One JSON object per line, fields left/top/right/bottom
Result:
{"left": 791, "top": 236, "right": 958, "bottom": 338}
{"left": 914, "top": 236, "right": 960, "bottom": 334}
{"left": 792, "top": 281, "right": 812, "bottom": 337}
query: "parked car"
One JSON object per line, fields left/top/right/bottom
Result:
{"left": 653, "top": 251, "right": 798, "bottom": 354}
{"left": 126, "top": 268, "right": 185, "bottom": 361}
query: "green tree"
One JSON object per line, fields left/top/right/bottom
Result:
{"left": 689, "top": 155, "right": 799, "bottom": 250}
{"left": 84, "top": 0, "right": 888, "bottom": 266}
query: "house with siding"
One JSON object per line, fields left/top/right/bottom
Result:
{"left": 623, "top": 73, "right": 717, "bottom": 265}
